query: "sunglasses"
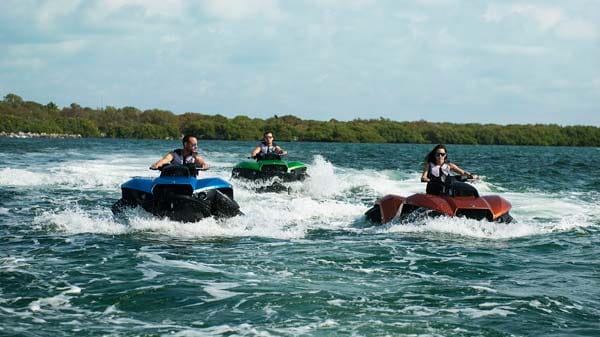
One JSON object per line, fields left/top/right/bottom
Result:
{"left": 435, "top": 152, "right": 446, "bottom": 157}
{"left": 190, "top": 143, "right": 198, "bottom": 147}
{"left": 265, "top": 136, "right": 273, "bottom": 139}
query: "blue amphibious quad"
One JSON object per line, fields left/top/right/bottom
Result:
{"left": 112, "top": 164, "right": 241, "bottom": 222}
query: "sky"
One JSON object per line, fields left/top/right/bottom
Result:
{"left": 0, "top": 0, "right": 599, "bottom": 126}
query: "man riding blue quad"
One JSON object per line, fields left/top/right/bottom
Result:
{"left": 150, "top": 135, "right": 209, "bottom": 171}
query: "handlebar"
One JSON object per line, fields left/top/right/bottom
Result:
{"left": 155, "top": 164, "right": 208, "bottom": 170}
{"left": 456, "top": 174, "right": 475, "bottom": 181}
{"left": 252, "top": 152, "right": 287, "bottom": 161}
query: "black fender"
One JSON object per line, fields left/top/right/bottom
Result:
{"left": 212, "top": 190, "right": 243, "bottom": 217}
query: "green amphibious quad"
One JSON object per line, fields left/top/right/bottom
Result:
{"left": 231, "top": 153, "right": 308, "bottom": 191}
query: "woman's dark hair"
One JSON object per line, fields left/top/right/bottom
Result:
{"left": 425, "top": 144, "right": 448, "bottom": 164}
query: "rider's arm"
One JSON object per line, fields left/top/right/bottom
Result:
{"left": 449, "top": 163, "right": 477, "bottom": 178}
{"left": 449, "top": 163, "right": 467, "bottom": 175}
{"left": 150, "top": 152, "right": 173, "bottom": 170}
{"left": 275, "top": 146, "right": 287, "bottom": 155}
{"left": 420, "top": 163, "right": 430, "bottom": 182}
{"left": 251, "top": 145, "right": 261, "bottom": 158}
{"left": 194, "top": 154, "right": 209, "bottom": 169}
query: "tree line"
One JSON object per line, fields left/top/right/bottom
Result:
{"left": 1, "top": 93, "right": 598, "bottom": 146}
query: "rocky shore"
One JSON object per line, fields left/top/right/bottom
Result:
{"left": 0, "top": 131, "right": 82, "bottom": 139}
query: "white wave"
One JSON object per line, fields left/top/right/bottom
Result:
{"left": 360, "top": 167, "right": 599, "bottom": 239}
{"left": 327, "top": 299, "right": 347, "bottom": 307}
{"left": 0, "top": 153, "right": 191, "bottom": 190}
{"left": 0, "top": 167, "right": 47, "bottom": 186}
{"left": 33, "top": 208, "right": 128, "bottom": 235}
{"left": 138, "top": 267, "right": 163, "bottom": 281}
{"left": 507, "top": 191, "right": 598, "bottom": 221}
{"left": 28, "top": 285, "right": 81, "bottom": 313}
{"left": 33, "top": 182, "right": 366, "bottom": 239}
{"left": 301, "top": 155, "right": 342, "bottom": 197}
{"left": 102, "top": 304, "right": 121, "bottom": 315}
{"left": 0, "top": 164, "right": 138, "bottom": 190}
{"left": 302, "top": 155, "right": 424, "bottom": 198}
{"left": 471, "top": 285, "right": 498, "bottom": 293}
{"left": 444, "top": 306, "right": 514, "bottom": 318}
{"left": 173, "top": 319, "right": 343, "bottom": 337}
{"left": 529, "top": 300, "right": 554, "bottom": 314}
{"left": 230, "top": 194, "right": 364, "bottom": 234}
{"left": 203, "top": 282, "right": 241, "bottom": 301}
{"left": 382, "top": 209, "right": 595, "bottom": 239}
{"left": 137, "top": 251, "right": 222, "bottom": 274}
{"left": 19, "top": 150, "right": 599, "bottom": 240}
{"left": 0, "top": 256, "right": 34, "bottom": 273}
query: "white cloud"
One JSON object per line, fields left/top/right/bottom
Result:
{"left": 1, "top": 1, "right": 598, "bottom": 125}
{"left": 7, "top": 39, "right": 88, "bottom": 57}
{"left": 160, "top": 35, "right": 181, "bottom": 44}
{"left": 433, "top": 27, "right": 459, "bottom": 48}
{"left": 495, "top": 83, "right": 526, "bottom": 96}
{"left": 592, "top": 78, "right": 600, "bottom": 91}
{"left": 196, "top": 80, "right": 215, "bottom": 97}
{"left": 548, "top": 79, "right": 573, "bottom": 90}
{"left": 394, "top": 12, "right": 427, "bottom": 24}
{"left": 434, "top": 55, "right": 468, "bottom": 71}
{"left": 36, "top": 0, "right": 81, "bottom": 28}
{"left": 103, "top": 0, "right": 185, "bottom": 17}
{"left": 482, "top": 3, "right": 597, "bottom": 41}
{"left": 416, "top": 0, "right": 456, "bottom": 7}
{"left": 84, "top": 0, "right": 186, "bottom": 25}
{"left": 0, "top": 57, "right": 46, "bottom": 69}
{"left": 484, "top": 44, "right": 547, "bottom": 56}
{"left": 243, "top": 76, "right": 268, "bottom": 98}
{"left": 513, "top": 4, "right": 563, "bottom": 30}
{"left": 483, "top": 4, "right": 563, "bottom": 30}
{"left": 556, "top": 19, "right": 598, "bottom": 40}
{"left": 57, "top": 39, "right": 88, "bottom": 53}
{"left": 201, "top": 0, "right": 283, "bottom": 21}
{"left": 0, "top": 39, "right": 87, "bottom": 70}
{"left": 310, "top": 0, "right": 375, "bottom": 10}
{"left": 482, "top": 5, "right": 502, "bottom": 22}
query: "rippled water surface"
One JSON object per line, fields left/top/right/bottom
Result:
{"left": 1, "top": 138, "right": 599, "bottom": 336}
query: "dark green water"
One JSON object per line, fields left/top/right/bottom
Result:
{"left": 1, "top": 138, "right": 599, "bottom": 336}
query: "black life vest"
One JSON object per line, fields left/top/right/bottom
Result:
{"left": 171, "top": 149, "right": 196, "bottom": 165}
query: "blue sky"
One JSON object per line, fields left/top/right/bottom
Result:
{"left": 1, "top": 0, "right": 598, "bottom": 125}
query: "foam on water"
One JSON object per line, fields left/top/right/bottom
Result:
{"left": 306, "top": 160, "right": 423, "bottom": 197}
{"left": 203, "top": 282, "right": 242, "bottom": 301}
{"left": 25, "top": 152, "right": 599, "bottom": 241}
{"left": 381, "top": 203, "right": 596, "bottom": 240}
{"left": 4, "top": 141, "right": 600, "bottom": 337}
{"left": 33, "top": 195, "right": 363, "bottom": 240}
{"left": 0, "top": 161, "right": 140, "bottom": 190}
{"left": 138, "top": 251, "right": 223, "bottom": 274}
{"left": 0, "top": 167, "right": 47, "bottom": 187}
{"left": 444, "top": 307, "right": 515, "bottom": 318}
{"left": 33, "top": 207, "right": 128, "bottom": 235}
{"left": 0, "top": 256, "right": 34, "bottom": 274}
{"left": 28, "top": 285, "right": 81, "bottom": 313}
{"left": 300, "top": 155, "right": 347, "bottom": 197}
{"left": 359, "top": 168, "right": 600, "bottom": 239}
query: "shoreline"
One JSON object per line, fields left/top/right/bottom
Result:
{"left": 0, "top": 131, "right": 82, "bottom": 139}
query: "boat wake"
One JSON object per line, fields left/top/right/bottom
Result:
{"left": 0, "top": 153, "right": 593, "bottom": 240}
